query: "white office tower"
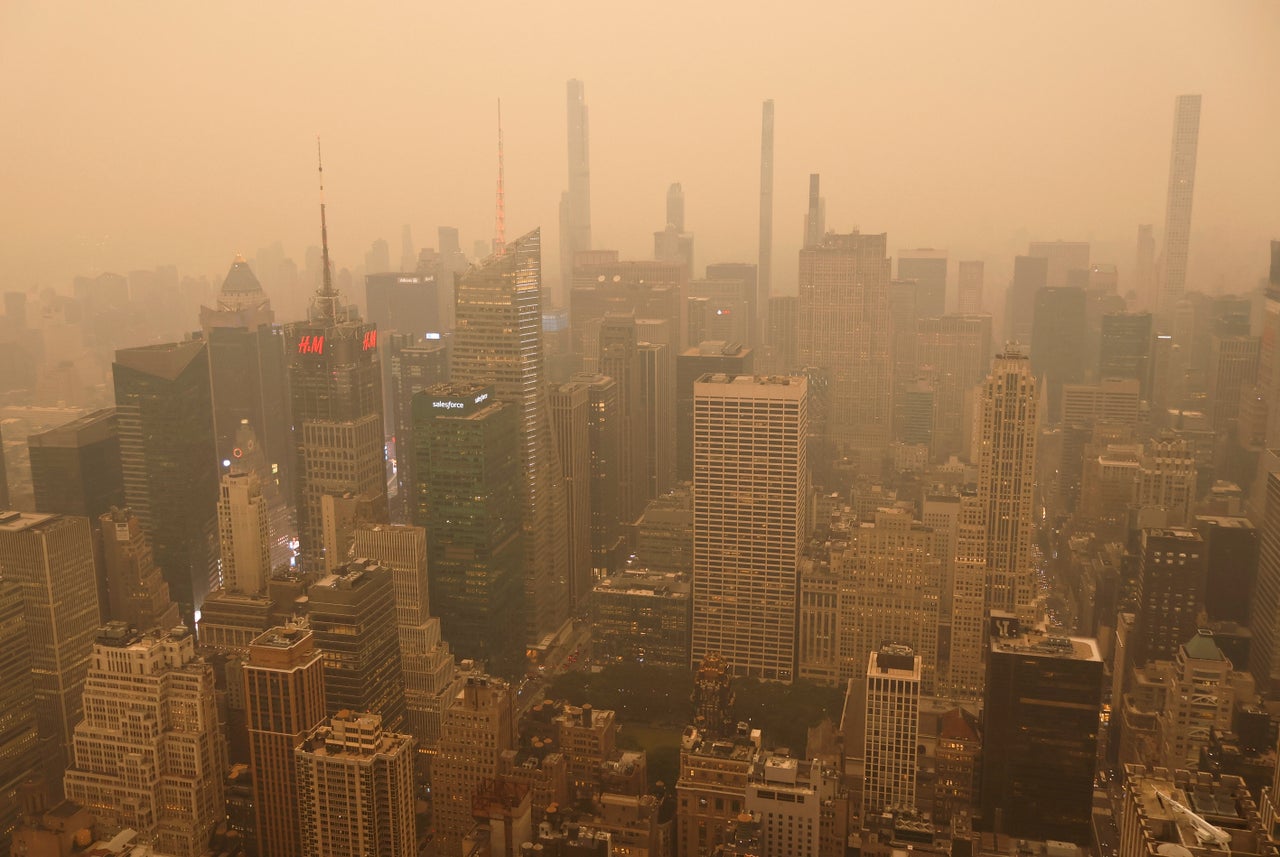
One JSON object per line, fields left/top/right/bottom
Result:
{"left": 63, "top": 624, "right": 226, "bottom": 857}
{"left": 691, "top": 374, "right": 808, "bottom": 682}
{"left": 862, "top": 645, "right": 921, "bottom": 818}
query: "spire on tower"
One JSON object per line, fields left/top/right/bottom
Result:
{"left": 315, "top": 136, "right": 338, "bottom": 319}
{"left": 494, "top": 99, "right": 506, "bottom": 256}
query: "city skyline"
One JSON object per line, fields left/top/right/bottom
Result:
{"left": 2, "top": 4, "right": 1277, "bottom": 296}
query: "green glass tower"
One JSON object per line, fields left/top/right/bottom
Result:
{"left": 411, "top": 383, "right": 523, "bottom": 674}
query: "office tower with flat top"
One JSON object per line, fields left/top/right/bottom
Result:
{"left": 0, "top": 580, "right": 39, "bottom": 848}
{"left": 27, "top": 408, "right": 124, "bottom": 521}
{"left": 979, "top": 622, "right": 1102, "bottom": 842}
{"left": 862, "top": 645, "right": 921, "bottom": 817}
{"left": 307, "top": 560, "right": 406, "bottom": 730}
{"left": 217, "top": 470, "right": 272, "bottom": 595}
{"left": 691, "top": 374, "right": 808, "bottom": 681}
{"left": 898, "top": 249, "right": 947, "bottom": 318}
{"left": 113, "top": 340, "right": 220, "bottom": 616}
{"left": 0, "top": 511, "right": 100, "bottom": 796}
{"left": 957, "top": 260, "right": 984, "bottom": 315}
{"left": 412, "top": 384, "right": 524, "bottom": 672}
{"left": 295, "top": 711, "right": 416, "bottom": 857}
{"left": 244, "top": 626, "right": 327, "bottom": 857}
{"left": 798, "top": 231, "right": 892, "bottom": 472}
{"left": 452, "top": 230, "right": 570, "bottom": 643}
{"left": 352, "top": 523, "right": 455, "bottom": 752}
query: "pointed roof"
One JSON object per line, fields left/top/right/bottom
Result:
{"left": 220, "top": 257, "right": 265, "bottom": 299}
{"left": 1183, "top": 629, "right": 1225, "bottom": 662}
{"left": 113, "top": 340, "right": 205, "bottom": 382}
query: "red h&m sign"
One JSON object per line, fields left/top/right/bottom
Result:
{"left": 362, "top": 330, "right": 377, "bottom": 351}
{"left": 296, "top": 335, "right": 325, "bottom": 355}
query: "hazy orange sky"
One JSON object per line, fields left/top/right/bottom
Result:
{"left": 2, "top": 1, "right": 1278, "bottom": 301}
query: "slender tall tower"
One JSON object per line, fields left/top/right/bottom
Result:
{"left": 977, "top": 348, "right": 1040, "bottom": 619}
{"left": 758, "top": 99, "right": 774, "bottom": 329}
{"left": 452, "top": 229, "right": 570, "bottom": 643}
{"left": 1157, "top": 94, "right": 1202, "bottom": 323}
{"left": 285, "top": 143, "right": 387, "bottom": 569}
{"left": 803, "top": 174, "right": 825, "bottom": 247}
{"left": 560, "top": 79, "right": 592, "bottom": 298}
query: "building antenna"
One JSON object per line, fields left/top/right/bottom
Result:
{"left": 494, "top": 99, "right": 506, "bottom": 256}
{"left": 316, "top": 136, "right": 338, "bottom": 319}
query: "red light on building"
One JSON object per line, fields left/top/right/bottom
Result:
{"left": 362, "top": 330, "right": 378, "bottom": 351}
{"left": 297, "top": 335, "right": 325, "bottom": 354}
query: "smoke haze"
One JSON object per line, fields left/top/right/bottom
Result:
{"left": 2, "top": 1, "right": 1277, "bottom": 293}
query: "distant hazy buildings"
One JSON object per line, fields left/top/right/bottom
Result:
{"left": 897, "top": 249, "right": 947, "bottom": 318}
{"left": 1157, "top": 94, "right": 1202, "bottom": 322}
{"left": 758, "top": 99, "right": 775, "bottom": 329}
{"left": 798, "top": 231, "right": 892, "bottom": 471}
{"left": 561, "top": 79, "right": 593, "bottom": 299}
{"left": 957, "top": 260, "right": 984, "bottom": 315}
{"left": 113, "top": 340, "right": 220, "bottom": 615}
{"left": 691, "top": 374, "right": 808, "bottom": 681}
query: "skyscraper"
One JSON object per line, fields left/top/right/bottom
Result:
{"left": 691, "top": 374, "right": 808, "bottom": 681}
{"left": 1098, "top": 312, "right": 1154, "bottom": 394}
{"left": 26, "top": 408, "right": 124, "bottom": 521}
{"left": 957, "top": 260, "right": 984, "bottom": 315}
{"left": 285, "top": 154, "right": 387, "bottom": 570}
{"left": 1135, "top": 224, "right": 1156, "bottom": 309}
{"left": 244, "top": 625, "right": 327, "bottom": 857}
{"left": 0, "top": 580, "right": 39, "bottom": 848}
{"left": 758, "top": 99, "right": 775, "bottom": 331}
{"left": 915, "top": 314, "right": 992, "bottom": 461}
{"left": 862, "top": 645, "right": 921, "bottom": 817}
{"left": 388, "top": 334, "right": 449, "bottom": 514}
{"left": 1132, "top": 527, "right": 1206, "bottom": 667}
{"left": 977, "top": 349, "right": 1040, "bottom": 618}
{"left": 1195, "top": 515, "right": 1259, "bottom": 626}
{"left": 0, "top": 512, "right": 100, "bottom": 795}
{"left": 575, "top": 373, "right": 623, "bottom": 577}
{"left": 1004, "top": 255, "right": 1048, "bottom": 346}
{"left": 979, "top": 622, "right": 1101, "bottom": 842}
{"left": 1157, "top": 95, "right": 1202, "bottom": 322}
{"left": 676, "top": 342, "right": 754, "bottom": 482}
{"left": 549, "top": 381, "right": 594, "bottom": 612}
{"left": 217, "top": 470, "right": 272, "bottom": 594}
{"left": 1027, "top": 240, "right": 1090, "bottom": 289}
{"left": 63, "top": 624, "right": 226, "bottom": 857}
{"left": 1030, "top": 286, "right": 1087, "bottom": 423}
{"left": 569, "top": 254, "right": 686, "bottom": 364}
{"left": 351, "top": 524, "right": 455, "bottom": 753}
{"left": 431, "top": 676, "right": 516, "bottom": 857}
{"left": 798, "top": 231, "right": 893, "bottom": 471}
{"left": 295, "top": 711, "right": 416, "bottom": 857}
{"left": 599, "top": 314, "right": 649, "bottom": 524}
{"left": 113, "top": 340, "right": 220, "bottom": 616}
{"left": 308, "top": 560, "right": 406, "bottom": 729}
{"left": 898, "top": 249, "right": 948, "bottom": 318}
{"left": 199, "top": 255, "right": 291, "bottom": 499}
{"left": 560, "top": 79, "right": 592, "bottom": 299}
{"left": 452, "top": 229, "right": 570, "bottom": 643}
{"left": 412, "top": 384, "right": 524, "bottom": 672}
{"left": 655, "top": 183, "right": 695, "bottom": 279}
{"left": 803, "top": 174, "right": 825, "bottom": 247}
{"left": 98, "top": 506, "right": 180, "bottom": 632}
